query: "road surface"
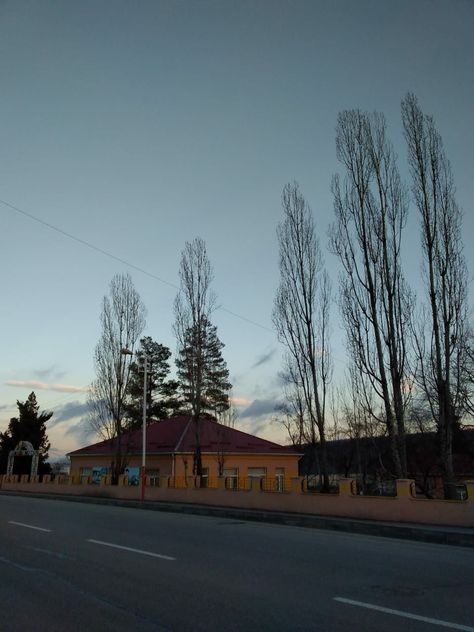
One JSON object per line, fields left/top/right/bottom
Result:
{"left": 1, "top": 494, "right": 473, "bottom": 631}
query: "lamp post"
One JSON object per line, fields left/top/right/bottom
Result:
{"left": 139, "top": 353, "right": 148, "bottom": 502}
{"left": 121, "top": 347, "right": 148, "bottom": 501}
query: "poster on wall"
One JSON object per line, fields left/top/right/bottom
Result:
{"left": 125, "top": 467, "right": 140, "bottom": 485}
{"left": 92, "top": 467, "right": 108, "bottom": 484}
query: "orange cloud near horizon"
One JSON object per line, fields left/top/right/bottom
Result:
{"left": 5, "top": 380, "right": 90, "bottom": 394}
{"left": 230, "top": 396, "right": 252, "bottom": 407}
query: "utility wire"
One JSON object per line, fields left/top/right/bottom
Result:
{"left": 0, "top": 198, "right": 178, "bottom": 290}
{"left": 1, "top": 197, "right": 274, "bottom": 333}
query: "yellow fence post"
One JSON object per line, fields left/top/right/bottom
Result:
{"left": 396, "top": 479, "right": 416, "bottom": 498}
{"left": 290, "top": 477, "right": 303, "bottom": 493}
{"left": 338, "top": 478, "right": 356, "bottom": 496}
{"left": 464, "top": 481, "right": 474, "bottom": 501}
{"left": 250, "top": 477, "right": 260, "bottom": 492}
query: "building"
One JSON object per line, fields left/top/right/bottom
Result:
{"left": 68, "top": 415, "right": 301, "bottom": 486}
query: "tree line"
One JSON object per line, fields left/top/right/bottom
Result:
{"left": 273, "top": 93, "right": 472, "bottom": 497}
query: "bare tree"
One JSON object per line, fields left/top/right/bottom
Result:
{"left": 174, "top": 237, "right": 221, "bottom": 477}
{"left": 89, "top": 273, "right": 146, "bottom": 482}
{"left": 462, "top": 326, "right": 474, "bottom": 422}
{"left": 273, "top": 182, "right": 332, "bottom": 491}
{"left": 402, "top": 93, "right": 469, "bottom": 494}
{"left": 329, "top": 109, "right": 413, "bottom": 479}
{"left": 273, "top": 356, "right": 309, "bottom": 447}
{"left": 336, "top": 365, "right": 389, "bottom": 491}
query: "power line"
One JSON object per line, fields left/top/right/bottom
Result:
{"left": 1, "top": 197, "right": 274, "bottom": 333}
{"left": 218, "top": 306, "right": 273, "bottom": 332}
{"left": 0, "top": 198, "right": 178, "bottom": 290}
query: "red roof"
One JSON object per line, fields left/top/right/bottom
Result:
{"left": 68, "top": 415, "right": 301, "bottom": 457}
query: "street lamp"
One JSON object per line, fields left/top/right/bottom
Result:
{"left": 121, "top": 347, "right": 148, "bottom": 501}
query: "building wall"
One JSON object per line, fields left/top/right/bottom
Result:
{"left": 70, "top": 452, "right": 300, "bottom": 480}
{"left": 70, "top": 454, "right": 174, "bottom": 478}
{"left": 172, "top": 452, "right": 300, "bottom": 479}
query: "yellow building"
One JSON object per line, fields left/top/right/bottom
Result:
{"left": 68, "top": 415, "right": 301, "bottom": 486}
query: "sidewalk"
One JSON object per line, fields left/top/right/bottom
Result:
{"left": 2, "top": 488, "right": 473, "bottom": 547}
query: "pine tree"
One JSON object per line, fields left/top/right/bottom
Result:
{"left": 176, "top": 317, "right": 232, "bottom": 417}
{"left": 0, "top": 392, "right": 52, "bottom": 475}
{"left": 124, "top": 336, "right": 182, "bottom": 429}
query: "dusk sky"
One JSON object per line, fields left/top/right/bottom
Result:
{"left": 1, "top": 0, "right": 473, "bottom": 461}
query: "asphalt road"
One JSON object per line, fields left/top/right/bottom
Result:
{"left": 1, "top": 495, "right": 473, "bottom": 632}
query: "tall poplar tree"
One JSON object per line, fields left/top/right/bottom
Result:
{"left": 88, "top": 272, "right": 146, "bottom": 482}
{"left": 273, "top": 182, "right": 332, "bottom": 491}
{"left": 174, "top": 237, "right": 231, "bottom": 476}
{"left": 402, "top": 93, "right": 469, "bottom": 495}
{"left": 329, "top": 109, "right": 413, "bottom": 479}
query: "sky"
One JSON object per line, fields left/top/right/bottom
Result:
{"left": 0, "top": 0, "right": 473, "bottom": 461}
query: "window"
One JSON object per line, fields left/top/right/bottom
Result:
{"left": 80, "top": 467, "right": 92, "bottom": 484}
{"left": 247, "top": 467, "right": 266, "bottom": 478}
{"left": 276, "top": 467, "right": 285, "bottom": 492}
{"left": 223, "top": 468, "right": 238, "bottom": 490}
{"left": 147, "top": 469, "right": 160, "bottom": 487}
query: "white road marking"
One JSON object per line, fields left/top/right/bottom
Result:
{"left": 334, "top": 597, "right": 474, "bottom": 631}
{"left": 87, "top": 539, "right": 176, "bottom": 561}
{"left": 8, "top": 521, "right": 51, "bottom": 533}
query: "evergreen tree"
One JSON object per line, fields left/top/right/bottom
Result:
{"left": 124, "top": 336, "right": 182, "bottom": 429}
{"left": 176, "top": 317, "right": 232, "bottom": 417}
{"left": 0, "top": 392, "right": 52, "bottom": 475}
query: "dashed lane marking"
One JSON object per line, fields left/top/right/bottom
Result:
{"left": 334, "top": 597, "right": 474, "bottom": 631}
{"left": 8, "top": 521, "right": 52, "bottom": 533}
{"left": 87, "top": 539, "right": 176, "bottom": 561}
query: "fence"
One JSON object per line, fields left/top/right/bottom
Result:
{"left": 1, "top": 474, "right": 473, "bottom": 528}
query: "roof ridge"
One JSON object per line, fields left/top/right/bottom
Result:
{"left": 203, "top": 416, "right": 286, "bottom": 447}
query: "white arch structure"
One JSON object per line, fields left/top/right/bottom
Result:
{"left": 6, "top": 441, "right": 39, "bottom": 477}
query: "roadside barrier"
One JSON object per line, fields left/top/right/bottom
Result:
{"left": 1, "top": 474, "right": 473, "bottom": 528}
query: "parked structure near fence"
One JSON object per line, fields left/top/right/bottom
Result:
{"left": 1, "top": 473, "right": 473, "bottom": 528}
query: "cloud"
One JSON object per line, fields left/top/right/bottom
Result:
{"left": 5, "top": 380, "right": 90, "bottom": 393}
{"left": 240, "top": 398, "right": 280, "bottom": 419}
{"left": 251, "top": 348, "right": 277, "bottom": 369}
{"left": 65, "top": 418, "right": 96, "bottom": 445}
{"left": 32, "top": 366, "right": 66, "bottom": 381}
{"left": 48, "top": 401, "right": 90, "bottom": 427}
{"left": 230, "top": 396, "right": 252, "bottom": 408}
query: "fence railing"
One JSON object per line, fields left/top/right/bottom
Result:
{"left": 1, "top": 474, "right": 473, "bottom": 504}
